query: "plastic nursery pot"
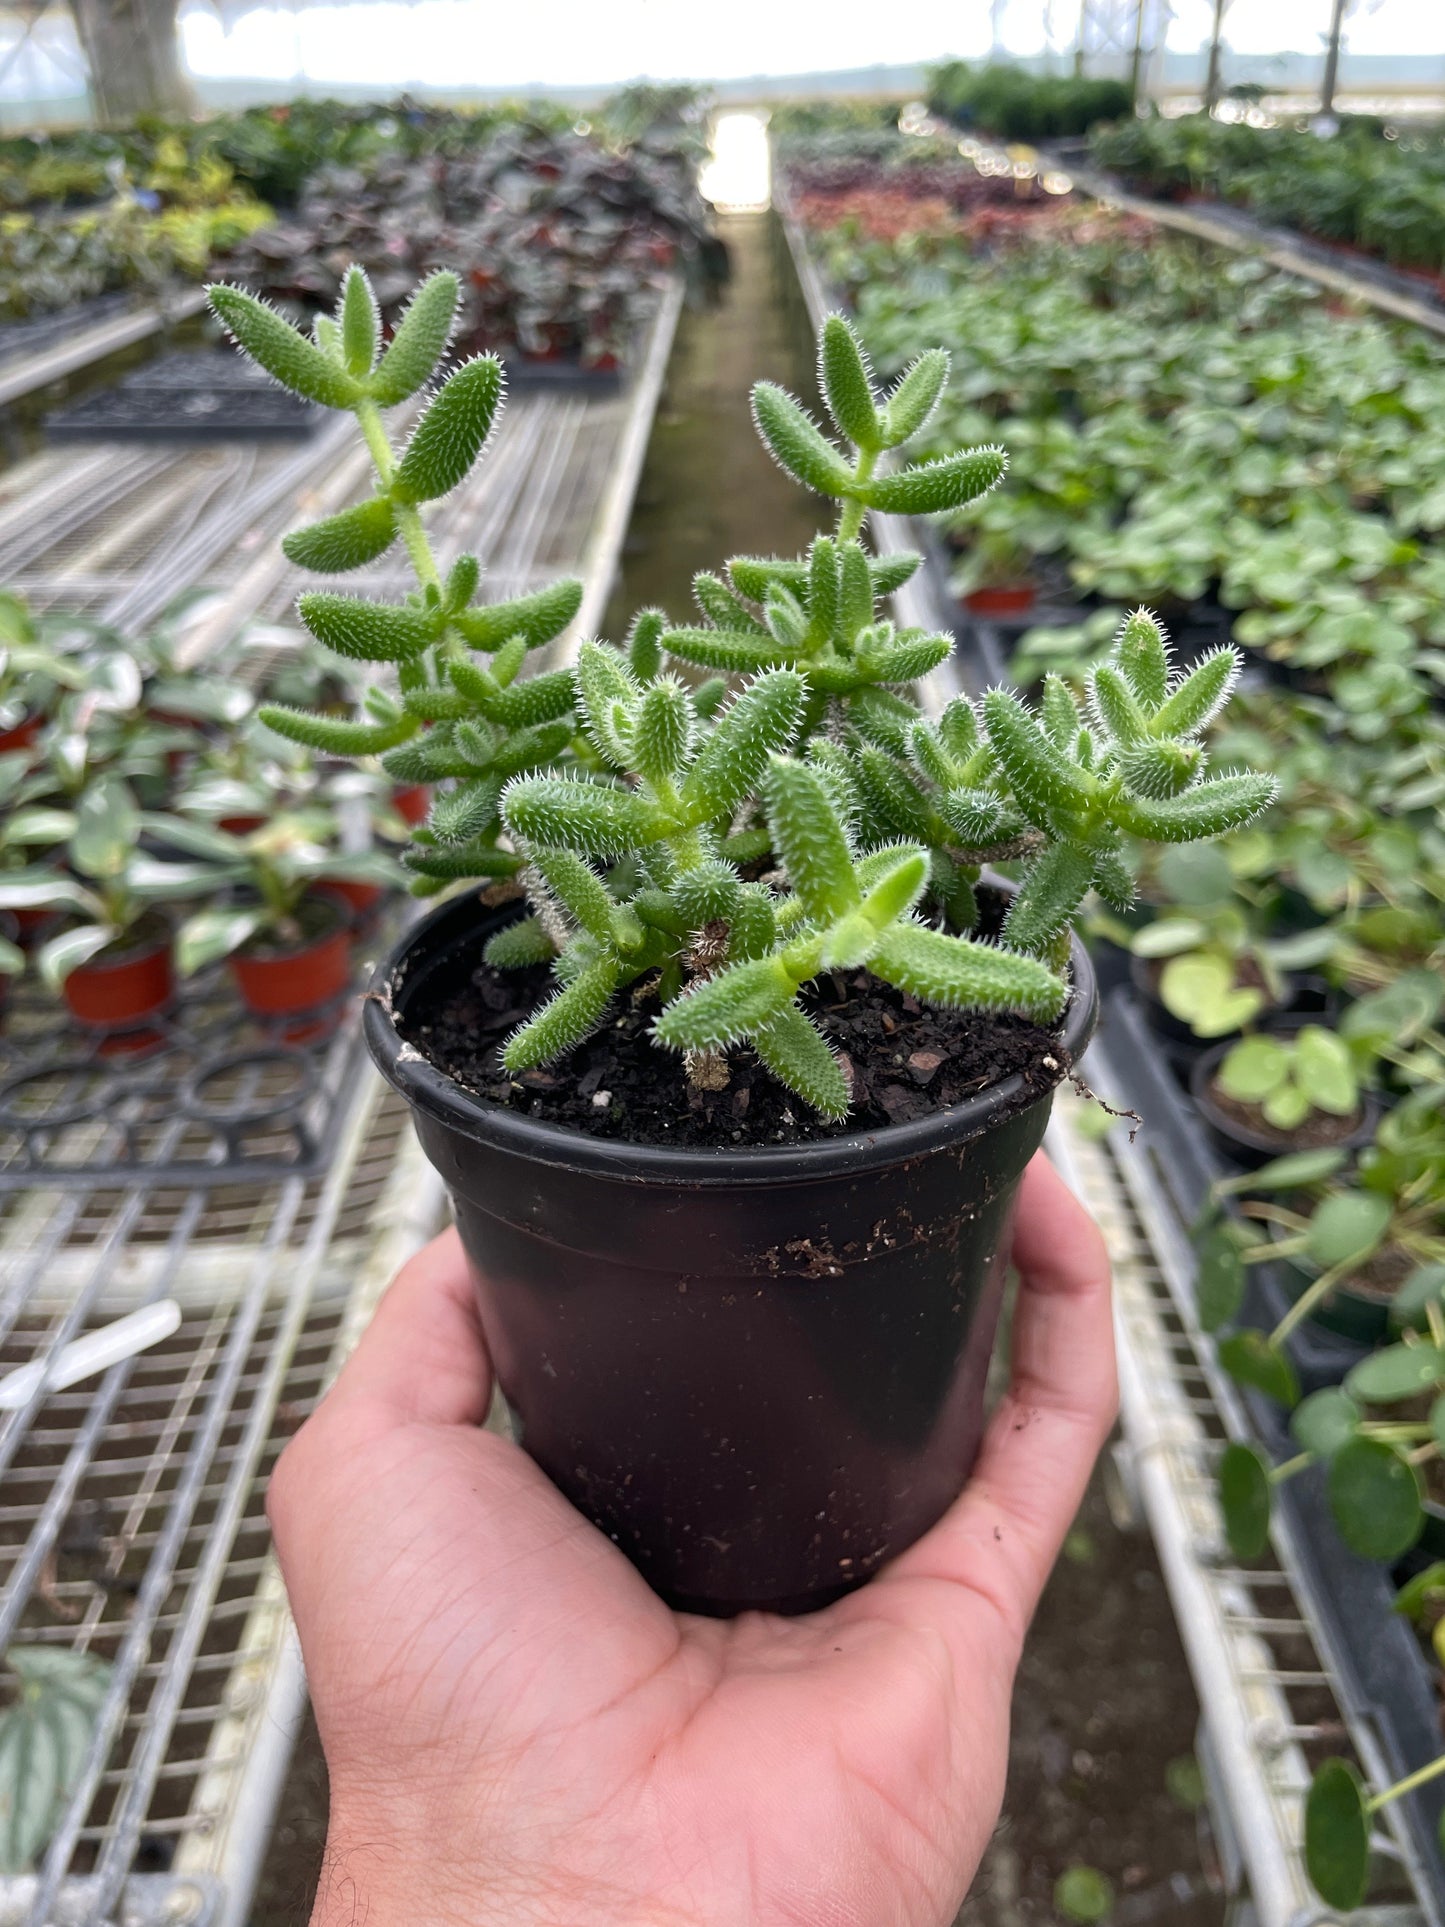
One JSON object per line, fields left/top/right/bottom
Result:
{"left": 319, "top": 876, "right": 385, "bottom": 925}
{"left": 1188, "top": 1039, "right": 1382, "bottom": 1174}
{"left": 1127, "top": 952, "right": 1295, "bottom": 1070}
{"left": 62, "top": 912, "right": 174, "bottom": 1039}
{"left": 392, "top": 784, "right": 430, "bottom": 826}
{"left": 364, "top": 891, "right": 1099, "bottom": 1618}
{"left": 963, "top": 585, "right": 1036, "bottom": 618}
{"left": 0, "top": 714, "right": 39, "bottom": 753}
{"left": 229, "top": 895, "right": 352, "bottom": 1033}
{"left": 1264, "top": 1226, "right": 1400, "bottom": 1350}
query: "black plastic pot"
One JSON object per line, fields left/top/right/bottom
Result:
{"left": 364, "top": 890, "right": 1098, "bottom": 1617}
{"left": 1127, "top": 951, "right": 1296, "bottom": 1083}
{"left": 1188, "top": 1037, "right": 1382, "bottom": 1173}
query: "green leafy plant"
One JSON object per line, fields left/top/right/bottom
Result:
{"left": 0, "top": 1645, "right": 112, "bottom": 1873}
{"left": 1214, "top": 1024, "right": 1360, "bottom": 1132}
{"left": 210, "top": 267, "right": 1272, "bottom": 1116}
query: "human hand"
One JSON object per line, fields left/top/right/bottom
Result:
{"left": 269, "top": 1151, "right": 1116, "bottom": 1927}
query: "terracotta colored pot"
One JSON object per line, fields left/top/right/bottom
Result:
{"left": 63, "top": 922, "right": 174, "bottom": 1032}
{"left": 0, "top": 715, "right": 39, "bottom": 754}
{"left": 218, "top": 814, "right": 266, "bottom": 835}
{"left": 230, "top": 907, "right": 352, "bottom": 1025}
{"left": 393, "top": 784, "right": 430, "bottom": 826}
{"left": 963, "top": 585, "right": 1036, "bottom": 617}
{"left": 320, "top": 876, "right": 385, "bottom": 922}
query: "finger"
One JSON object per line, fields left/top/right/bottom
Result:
{"left": 877, "top": 1153, "right": 1116, "bottom": 1640}
{"left": 322, "top": 1225, "right": 494, "bottom": 1427}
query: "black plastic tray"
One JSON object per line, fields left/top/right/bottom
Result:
{"left": 48, "top": 381, "right": 321, "bottom": 442}
{"left": 0, "top": 291, "right": 139, "bottom": 368}
{"left": 1099, "top": 986, "right": 1445, "bottom": 1900}
{"left": 501, "top": 354, "right": 624, "bottom": 393}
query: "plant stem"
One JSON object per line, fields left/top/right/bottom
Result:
{"left": 1271, "top": 1251, "right": 1362, "bottom": 1346}
{"left": 1269, "top": 1452, "right": 1311, "bottom": 1483}
{"left": 836, "top": 448, "right": 877, "bottom": 543}
{"left": 1367, "top": 1752, "right": 1445, "bottom": 1813}
{"left": 355, "top": 397, "right": 441, "bottom": 592}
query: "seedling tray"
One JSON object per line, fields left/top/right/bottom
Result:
{"left": 47, "top": 349, "right": 322, "bottom": 442}
{"left": 1097, "top": 982, "right": 1445, "bottom": 1899}
{"left": 0, "top": 292, "right": 138, "bottom": 368}
{"left": 500, "top": 354, "right": 624, "bottom": 393}
{"left": 0, "top": 911, "right": 403, "bottom": 1188}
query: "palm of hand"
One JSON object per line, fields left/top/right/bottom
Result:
{"left": 271, "top": 1156, "right": 1115, "bottom": 1927}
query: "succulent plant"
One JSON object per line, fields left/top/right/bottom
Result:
{"left": 210, "top": 265, "right": 1273, "bottom": 1116}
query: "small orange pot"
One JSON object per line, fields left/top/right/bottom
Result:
{"left": 63, "top": 924, "right": 174, "bottom": 1041}
{"left": 0, "top": 716, "right": 39, "bottom": 753}
{"left": 393, "top": 784, "right": 430, "bottom": 826}
{"left": 963, "top": 585, "right": 1036, "bottom": 617}
{"left": 229, "top": 905, "right": 352, "bottom": 1035}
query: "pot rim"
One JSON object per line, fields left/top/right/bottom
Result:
{"left": 1189, "top": 1035, "right": 1382, "bottom": 1160}
{"left": 364, "top": 885, "right": 1099, "bottom": 1185}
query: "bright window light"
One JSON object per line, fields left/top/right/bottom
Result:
{"left": 700, "top": 111, "right": 770, "bottom": 212}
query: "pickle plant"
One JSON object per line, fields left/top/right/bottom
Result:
{"left": 210, "top": 266, "right": 1273, "bottom": 1116}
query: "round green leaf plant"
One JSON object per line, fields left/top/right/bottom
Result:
{"left": 212, "top": 269, "right": 1276, "bottom": 1117}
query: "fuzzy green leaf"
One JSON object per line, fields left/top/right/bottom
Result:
{"left": 751, "top": 382, "right": 853, "bottom": 496}
{"left": 297, "top": 592, "right": 432, "bottom": 661}
{"left": 858, "top": 844, "right": 930, "bottom": 929}
{"left": 503, "top": 958, "right": 619, "bottom": 1070}
{"left": 727, "top": 557, "right": 808, "bottom": 603}
{"left": 870, "top": 924, "right": 1068, "bottom": 1022}
{"left": 1149, "top": 648, "right": 1239, "bottom": 738}
{"left": 653, "top": 954, "right": 794, "bottom": 1050}
{"left": 339, "top": 264, "right": 380, "bottom": 378}
{"left": 428, "top": 779, "right": 500, "bottom": 846}
{"left": 530, "top": 848, "right": 616, "bottom": 942}
{"left": 672, "top": 860, "right": 742, "bottom": 930}
{"left": 455, "top": 578, "right": 583, "bottom": 653}
{"left": 632, "top": 679, "right": 694, "bottom": 788}
{"left": 575, "top": 640, "right": 641, "bottom": 765}
{"left": 808, "top": 535, "right": 840, "bottom": 642}
{"left": 871, "top": 551, "right": 922, "bottom": 596}
{"left": 681, "top": 670, "right": 804, "bottom": 822}
{"left": 856, "top": 746, "right": 934, "bottom": 841}
{"left": 208, "top": 284, "right": 360, "bottom": 409}
{"left": 484, "top": 916, "right": 555, "bottom": 967}
{"left": 257, "top": 702, "right": 416, "bottom": 755}
{"left": 694, "top": 572, "right": 767, "bottom": 635}
{"left": 762, "top": 757, "right": 859, "bottom": 922}
{"left": 393, "top": 356, "right": 504, "bottom": 505}
{"left": 1119, "top": 740, "right": 1201, "bottom": 799}
{"left": 282, "top": 495, "right": 397, "bottom": 574}
{"left": 860, "top": 631, "right": 951, "bottom": 683}
{"left": 1040, "top": 674, "right": 1080, "bottom": 750}
{"left": 444, "top": 553, "right": 481, "bottom": 612}
{"left": 503, "top": 775, "right": 657, "bottom": 856}
{"left": 368, "top": 270, "right": 459, "bottom": 405}
{"left": 661, "top": 626, "right": 796, "bottom": 673}
{"left": 880, "top": 350, "right": 949, "bottom": 448}
{"left": 481, "top": 668, "right": 576, "bottom": 729}
{"left": 865, "top": 445, "right": 1007, "bottom": 516}
{"left": 403, "top": 843, "right": 517, "bottom": 880}
{"left": 753, "top": 1004, "right": 850, "bottom": 1117}
{"left": 1115, "top": 607, "right": 1170, "bottom": 708}
{"left": 819, "top": 313, "right": 881, "bottom": 452}
{"left": 1113, "top": 772, "right": 1279, "bottom": 843}
{"left": 982, "top": 687, "right": 1093, "bottom": 823}
{"left": 1003, "top": 843, "right": 1094, "bottom": 956}
{"left": 627, "top": 607, "right": 666, "bottom": 681}
{"left": 1089, "top": 663, "right": 1147, "bottom": 747}
{"left": 837, "top": 541, "right": 873, "bottom": 644}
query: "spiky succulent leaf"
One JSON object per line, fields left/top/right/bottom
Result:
{"left": 661, "top": 627, "right": 795, "bottom": 673}
{"left": 1089, "top": 663, "right": 1147, "bottom": 747}
{"left": 858, "top": 844, "right": 930, "bottom": 928}
{"left": 368, "top": 270, "right": 459, "bottom": 405}
{"left": 871, "top": 924, "right": 1067, "bottom": 1021}
{"left": 484, "top": 916, "right": 555, "bottom": 967}
{"left": 296, "top": 593, "right": 432, "bottom": 661}
{"left": 681, "top": 670, "right": 804, "bottom": 822}
{"left": 627, "top": 608, "right": 665, "bottom": 681}
{"left": 728, "top": 882, "right": 778, "bottom": 960}
{"left": 257, "top": 702, "right": 415, "bottom": 755}
{"left": 837, "top": 541, "right": 873, "bottom": 644}
{"left": 880, "top": 350, "right": 949, "bottom": 447}
{"left": 403, "top": 843, "right": 517, "bottom": 879}
{"left": 764, "top": 590, "right": 809, "bottom": 652}
{"left": 861, "top": 631, "right": 951, "bottom": 683}
{"left": 575, "top": 640, "right": 641, "bottom": 765}
{"left": 819, "top": 313, "right": 882, "bottom": 452}
{"left": 339, "top": 264, "right": 380, "bottom": 377}
{"left": 1115, "top": 607, "right": 1169, "bottom": 708}
{"left": 208, "top": 284, "right": 360, "bottom": 408}
{"left": 393, "top": 356, "right": 504, "bottom": 505}
{"left": 856, "top": 745, "right": 935, "bottom": 842}
{"left": 753, "top": 1004, "right": 849, "bottom": 1117}
{"left": 444, "top": 553, "right": 481, "bottom": 612}
{"left": 653, "top": 954, "right": 794, "bottom": 1050}
{"left": 694, "top": 572, "right": 767, "bottom": 635}
{"left": 938, "top": 697, "right": 980, "bottom": 761}
{"left": 632, "top": 678, "right": 694, "bottom": 787}
{"left": 672, "top": 860, "right": 742, "bottom": 930}
{"left": 938, "top": 787, "right": 1008, "bottom": 847}
{"left": 1150, "top": 647, "right": 1240, "bottom": 739}
{"left": 503, "top": 959, "right": 619, "bottom": 1070}
{"left": 871, "top": 550, "right": 922, "bottom": 596}
{"left": 428, "top": 779, "right": 499, "bottom": 846}
{"left": 282, "top": 496, "right": 397, "bottom": 574}
{"left": 1003, "top": 843, "right": 1094, "bottom": 955}
{"left": 751, "top": 382, "right": 853, "bottom": 496}
{"left": 482, "top": 669, "right": 576, "bottom": 729}
{"left": 762, "top": 757, "right": 858, "bottom": 922}
{"left": 455, "top": 578, "right": 583, "bottom": 653}
{"left": 1038, "top": 674, "right": 1080, "bottom": 750}
{"left": 531, "top": 848, "right": 616, "bottom": 942}
{"left": 503, "top": 774, "right": 658, "bottom": 855}
{"left": 727, "top": 557, "right": 808, "bottom": 603}
{"left": 909, "top": 719, "right": 955, "bottom": 789}
{"left": 982, "top": 687, "right": 1093, "bottom": 822}
{"left": 865, "top": 445, "right": 1006, "bottom": 516}
{"left": 1120, "top": 739, "right": 1202, "bottom": 798}
{"left": 808, "top": 535, "right": 840, "bottom": 642}
{"left": 1114, "top": 772, "right": 1279, "bottom": 842}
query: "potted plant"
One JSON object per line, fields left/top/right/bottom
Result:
{"left": 0, "top": 774, "right": 213, "bottom": 1039}
{"left": 210, "top": 266, "right": 1273, "bottom": 1614}
{"left": 1190, "top": 1020, "right": 1380, "bottom": 1168}
{"left": 161, "top": 806, "right": 401, "bottom": 1030}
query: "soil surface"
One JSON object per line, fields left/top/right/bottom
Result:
{"left": 404, "top": 891, "right": 1071, "bottom": 1149}
{"left": 1203, "top": 1079, "right": 1366, "bottom": 1151}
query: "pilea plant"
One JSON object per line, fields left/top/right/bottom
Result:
{"left": 210, "top": 266, "right": 1274, "bottom": 1117}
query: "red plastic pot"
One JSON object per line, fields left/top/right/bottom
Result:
{"left": 218, "top": 813, "right": 266, "bottom": 835}
{"left": 320, "top": 876, "right": 384, "bottom": 922}
{"left": 963, "top": 585, "right": 1036, "bottom": 617}
{"left": 229, "top": 903, "right": 352, "bottom": 1027}
{"left": 0, "top": 715, "right": 39, "bottom": 754}
{"left": 63, "top": 921, "right": 174, "bottom": 1033}
{"left": 393, "top": 784, "right": 430, "bottom": 826}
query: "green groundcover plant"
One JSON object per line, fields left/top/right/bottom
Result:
{"left": 209, "top": 266, "right": 1274, "bottom": 1118}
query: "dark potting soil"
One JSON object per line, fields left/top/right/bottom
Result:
{"left": 402, "top": 918, "right": 1072, "bottom": 1149}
